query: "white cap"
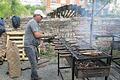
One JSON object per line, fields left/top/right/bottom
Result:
{"left": 34, "top": 10, "right": 46, "bottom": 18}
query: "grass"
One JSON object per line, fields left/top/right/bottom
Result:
{"left": 38, "top": 43, "right": 56, "bottom": 59}
{"left": 112, "top": 50, "right": 120, "bottom": 57}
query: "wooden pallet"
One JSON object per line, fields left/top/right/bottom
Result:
{"left": 6, "top": 31, "right": 28, "bottom": 60}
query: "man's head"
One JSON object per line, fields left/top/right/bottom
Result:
{"left": 33, "top": 10, "right": 46, "bottom": 23}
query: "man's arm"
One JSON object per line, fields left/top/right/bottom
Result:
{"left": 30, "top": 20, "right": 44, "bottom": 39}
{"left": 33, "top": 31, "right": 44, "bottom": 39}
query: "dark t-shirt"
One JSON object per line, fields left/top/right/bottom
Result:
{"left": 24, "top": 19, "right": 41, "bottom": 47}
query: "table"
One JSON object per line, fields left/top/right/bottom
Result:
{"left": 56, "top": 38, "right": 112, "bottom": 80}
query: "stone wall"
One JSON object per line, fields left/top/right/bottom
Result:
{"left": 5, "top": 17, "right": 120, "bottom": 43}
{"left": 5, "top": 17, "right": 120, "bottom": 54}
{"left": 41, "top": 17, "right": 120, "bottom": 51}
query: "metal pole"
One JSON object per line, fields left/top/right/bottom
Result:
{"left": 58, "top": 52, "right": 60, "bottom": 76}
{"left": 90, "top": 0, "right": 95, "bottom": 46}
{"left": 72, "top": 57, "right": 75, "bottom": 80}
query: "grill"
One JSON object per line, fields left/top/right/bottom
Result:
{"left": 75, "top": 59, "right": 110, "bottom": 78}
{"left": 54, "top": 37, "right": 112, "bottom": 80}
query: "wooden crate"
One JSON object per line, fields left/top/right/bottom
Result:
{"left": 6, "top": 31, "right": 28, "bottom": 60}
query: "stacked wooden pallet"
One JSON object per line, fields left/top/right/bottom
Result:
{"left": 6, "top": 31, "right": 27, "bottom": 60}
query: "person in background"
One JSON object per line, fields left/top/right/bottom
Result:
{"left": 24, "top": 10, "right": 46, "bottom": 80}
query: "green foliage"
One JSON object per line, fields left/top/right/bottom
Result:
{"left": 9, "top": 0, "right": 30, "bottom": 16}
{"left": 39, "top": 43, "right": 55, "bottom": 59}
{"left": 0, "top": 0, "right": 46, "bottom": 18}
{"left": 0, "top": 0, "right": 30, "bottom": 18}
{"left": 112, "top": 50, "right": 120, "bottom": 57}
{"left": 0, "top": 0, "right": 11, "bottom": 17}
{"left": 25, "top": 5, "right": 46, "bottom": 15}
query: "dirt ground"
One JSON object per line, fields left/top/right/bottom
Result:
{"left": 0, "top": 57, "right": 62, "bottom": 80}
{"left": 0, "top": 57, "right": 117, "bottom": 80}
{"left": 0, "top": 56, "right": 85, "bottom": 80}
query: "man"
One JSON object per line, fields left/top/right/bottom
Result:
{"left": 24, "top": 10, "right": 46, "bottom": 80}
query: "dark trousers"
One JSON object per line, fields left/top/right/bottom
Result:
{"left": 24, "top": 45, "right": 39, "bottom": 79}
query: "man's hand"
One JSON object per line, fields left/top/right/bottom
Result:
{"left": 42, "top": 35, "right": 56, "bottom": 43}
{"left": 33, "top": 31, "right": 44, "bottom": 39}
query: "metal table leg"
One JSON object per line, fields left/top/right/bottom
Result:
{"left": 105, "top": 76, "right": 108, "bottom": 80}
{"left": 58, "top": 52, "right": 59, "bottom": 76}
{"left": 72, "top": 57, "right": 75, "bottom": 80}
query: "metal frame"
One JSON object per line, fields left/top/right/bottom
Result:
{"left": 58, "top": 52, "right": 71, "bottom": 80}
{"left": 57, "top": 38, "right": 111, "bottom": 80}
{"left": 95, "top": 34, "right": 120, "bottom": 66}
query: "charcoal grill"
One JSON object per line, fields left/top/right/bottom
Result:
{"left": 54, "top": 37, "right": 111, "bottom": 80}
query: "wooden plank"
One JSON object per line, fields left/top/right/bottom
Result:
{"left": 9, "top": 36, "right": 23, "bottom": 39}
{"left": 19, "top": 49, "right": 24, "bottom": 52}
{"left": 11, "top": 41, "right": 23, "bottom": 44}
{"left": 16, "top": 45, "right": 24, "bottom": 48}
{"left": 60, "top": 54, "right": 71, "bottom": 58}
{"left": 6, "top": 35, "right": 10, "bottom": 47}
{"left": 23, "top": 35, "right": 25, "bottom": 48}
{"left": 6, "top": 31, "right": 25, "bottom": 35}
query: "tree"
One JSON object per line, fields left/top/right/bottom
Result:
{"left": 9, "top": 0, "right": 30, "bottom": 16}
{"left": 0, "top": 0, "right": 30, "bottom": 18}
{"left": 0, "top": 0, "right": 11, "bottom": 17}
{"left": 25, "top": 5, "right": 46, "bottom": 15}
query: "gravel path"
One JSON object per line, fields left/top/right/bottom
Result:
{"left": 0, "top": 58, "right": 62, "bottom": 80}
